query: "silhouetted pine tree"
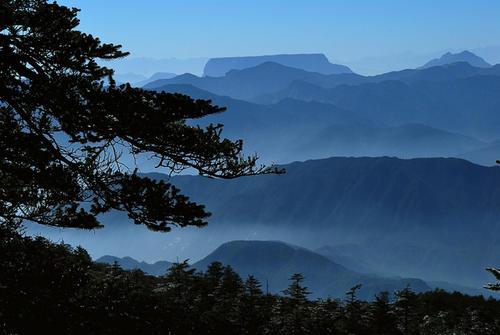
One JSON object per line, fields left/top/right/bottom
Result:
{"left": 485, "top": 268, "right": 500, "bottom": 291}
{"left": 0, "top": 0, "right": 279, "bottom": 233}
{"left": 216, "top": 265, "right": 245, "bottom": 333}
{"left": 241, "top": 275, "right": 269, "bottom": 335}
{"left": 394, "top": 286, "right": 419, "bottom": 335}
{"left": 3, "top": 223, "right": 500, "bottom": 334}
{"left": 156, "top": 261, "right": 198, "bottom": 335}
{"left": 280, "top": 273, "right": 312, "bottom": 335}
{"left": 343, "top": 284, "right": 370, "bottom": 335}
{"left": 308, "top": 298, "right": 343, "bottom": 335}
{"left": 283, "top": 273, "right": 310, "bottom": 304}
{"left": 369, "top": 292, "right": 400, "bottom": 335}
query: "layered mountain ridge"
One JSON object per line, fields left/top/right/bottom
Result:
{"left": 96, "top": 240, "right": 491, "bottom": 299}
{"left": 97, "top": 240, "right": 431, "bottom": 300}
{"left": 152, "top": 156, "right": 500, "bottom": 287}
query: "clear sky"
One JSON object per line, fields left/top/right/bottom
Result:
{"left": 60, "top": 0, "right": 500, "bottom": 59}
{"left": 59, "top": 0, "right": 500, "bottom": 75}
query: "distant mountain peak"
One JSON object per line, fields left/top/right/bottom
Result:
{"left": 420, "top": 50, "right": 491, "bottom": 69}
{"left": 225, "top": 61, "right": 312, "bottom": 76}
{"left": 192, "top": 239, "right": 430, "bottom": 299}
{"left": 96, "top": 255, "right": 172, "bottom": 276}
{"left": 203, "top": 53, "right": 353, "bottom": 77}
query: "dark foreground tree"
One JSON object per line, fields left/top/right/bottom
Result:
{"left": 0, "top": 0, "right": 279, "bottom": 232}
{"left": 2, "top": 225, "right": 500, "bottom": 335}
{"left": 485, "top": 268, "right": 500, "bottom": 291}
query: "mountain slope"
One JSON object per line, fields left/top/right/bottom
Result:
{"left": 150, "top": 61, "right": 499, "bottom": 102}
{"left": 290, "top": 123, "right": 488, "bottom": 162}
{"left": 159, "top": 157, "right": 500, "bottom": 286}
{"left": 145, "top": 62, "right": 379, "bottom": 102}
{"left": 169, "top": 157, "right": 500, "bottom": 238}
{"left": 458, "top": 141, "right": 500, "bottom": 166}
{"left": 150, "top": 84, "right": 497, "bottom": 166}
{"left": 193, "top": 240, "right": 429, "bottom": 299}
{"left": 145, "top": 62, "right": 333, "bottom": 101}
{"left": 272, "top": 74, "right": 500, "bottom": 140}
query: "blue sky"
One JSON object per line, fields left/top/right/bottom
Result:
{"left": 60, "top": 0, "right": 500, "bottom": 74}
{"left": 61, "top": 1, "right": 500, "bottom": 59}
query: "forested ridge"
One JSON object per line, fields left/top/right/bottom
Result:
{"left": 2, "top": 225, "right": 499, "bottom": 335}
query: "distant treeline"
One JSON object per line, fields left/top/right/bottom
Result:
{"left": 1, "top": 224, "right": 499, "bottom": 335}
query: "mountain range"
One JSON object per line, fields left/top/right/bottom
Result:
{"left": 43, "top": 156, "right": 500, "bottom": 291}
{"left": 145, "top": 61, "right": 338, "bottom": 101}
{"left": 146, "top": 80, "right": 500, "bottom": 166}
{"left": 193, "top": 240, "right": 429, "bottom": 299}
{"left": 145, "top": 53, "right": 500, "bottom": 142}
{"left": 95, "top": 240, "right": 430, "bottom": 300}
{"left": 258, "top": 66, "right": 500, "bottom": 140}
{"left": 151, "top": 156, "right": 500, "bottom": 288}
{"left": 41, "top": 51, "right": 500, "bottom": 301}
{"left": 97, "top": 240, "right": 492, "bottom": 299}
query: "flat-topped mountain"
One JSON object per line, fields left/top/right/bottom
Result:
{"left": 146, "top": 62, "right": 500, "bottom": 140}
{"left": 203, "top": 53, "right": 353, "bottom": 77}
{"left": 420, "top": 50, "right": 491, "bottom": 69}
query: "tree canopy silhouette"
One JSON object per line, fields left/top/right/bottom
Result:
{"left": 485, "top": 268, "right": 500, "bottom": 291}
{"left": 0, "top": 0, "right": 279, "bottom": 232}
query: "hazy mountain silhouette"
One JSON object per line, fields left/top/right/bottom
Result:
{"left": 145, "top": 62, "right": 337, "bottom": 101}
{"left": 169, "top": 157, "right": 500, "bottom": 238}
{"left": 96, "top": 255, "right": 172, "bottom": 276}
{"left": 193, "top": 240, "right": 429, "bottom": 299}
{"left": 42, "top": 156, "right": 500, "bottom": 289}
{"left": 260, "top": 62, "right": 500, "bottom": 102}
{"left": 133, "top": 72, "right": 177, "bottom": 86}
{"left": 420, "top": 50, "right": 492, "bottom": 69}
{"left": 149, "top": 83, "right": 498, "bottom": 166}
{"left": 315, "top": 245, "right": 490, "bottom": 297}
{"left": 203, "top": 53, "right": 353, "bottom": 77}
{"left": 458, "top": 140, "right": 500, "bottom": 166}
{"left": 288, "top": 123, "right": 489, "bottom": 162}
{"left": 373, "top": 61, "right": 495, "bottom": 83}
{"left": 315, "top": 245, "right": 378, "bottom": 274}
{"left": 146, "top": 64, "right": 500, "bottom": 139}
{"left": 95, "top": 240, "right": 490, "bottom": 298}
{"left": 109, "top": 60, "right": 500, "bottom": 290}
{"left": 268, "top": 73, "right": 500, "bottom": 140}
{"left": 159, "top": 157, "right": 500, "bottom": 287}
